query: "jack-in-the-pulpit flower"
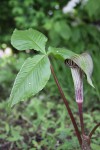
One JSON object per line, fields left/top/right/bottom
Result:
{"left": 65, "top": 52, "right": 94, "bottom": 134}
{"left": 65, "top": 52, "right": 94, "bottom": 103}
{"left": 71, "top": 67, "right": 83, "bottom": 103}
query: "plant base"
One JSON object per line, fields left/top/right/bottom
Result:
{"left": 82, "top": 135, "right": 91, "bottom": 150}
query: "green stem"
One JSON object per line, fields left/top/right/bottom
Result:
{"left": 50, "top": 64, "right": 82, "bottom": 146}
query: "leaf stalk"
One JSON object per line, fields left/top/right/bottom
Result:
{"left": 89, "top": 122, "right": 100, "bottom": 139}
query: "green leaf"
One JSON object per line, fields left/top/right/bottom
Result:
{"left": 85, "top": 0, "right": 100, "bottom": 18}
{"left": 54, "top": 21, "right": 72, "bottom": 40}
{"left": 48, "top": 47, "right": 94, "bottom": 87}
{"left": 91, "top": 143, "right": 100, "bottom": 150}
{"left": 9, "top": 55, "right": 51, "bottom": 107}
{"left": 11, "top": 28, "right": 48, "bottom": 54}
{"left": 48, "top": 46, "right": 78, "bottom": 60}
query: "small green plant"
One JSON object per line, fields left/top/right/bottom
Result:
{"left": 9, "top": 28, "right": 100, "bottom": 150}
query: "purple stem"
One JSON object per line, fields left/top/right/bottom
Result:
{"left": 89, "top": 122, "right": 100, "bottom": 139}
{"left": 50, "top": 64, "right": 82, "bottom": 146}
{"left": 78, "top": 103, "right": 84, "bottom": 135}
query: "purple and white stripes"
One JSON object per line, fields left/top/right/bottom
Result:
{"left": 71, "top": 67, "right": 83, "bottom": 103}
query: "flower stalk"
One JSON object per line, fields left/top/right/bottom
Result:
{"left": 71, "top": 67, "right": 85, "bottom": 134}
{"left": 65, "top": 59, "right": 85, "bottom": 135}
{"left": 50, "top": 52, "right": 98, "bottom": 150}
{"left": 50, "top": 64, "right": 82, "bottom": 146}
{"left": 65, "top": 52, "right": 97, "bottom": 150}
{"left": 78, "top": 102, "right": 84, "bottom": 134}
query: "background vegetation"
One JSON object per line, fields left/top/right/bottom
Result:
{"left": 0, "top": 0, "right": 100, "bottom": 149}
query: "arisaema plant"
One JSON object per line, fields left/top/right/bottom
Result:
{"left": 9, "top": 28, "right": 100, "bottom": 150}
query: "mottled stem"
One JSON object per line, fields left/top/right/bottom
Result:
{"left": 82, "top": 135, "right": 91, "bottom": 150}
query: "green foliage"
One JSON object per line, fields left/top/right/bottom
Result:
{"left": 0, "top": 0, "right": 100, "bottom": 102}
{"left": 0, "top": 52, "right": 99, "bottom": 149}
{"left": 0, "top": 97, "right": 99, "bottom": 149}
{"left": 10, "top": 28, "right": 94, "bottom": 107}
{"left": 11, "top": 29, "right": 47, "bottom": 53}
{"left": 0, "top": 53, "right": 28, "bottom": 100}
{"left": 1, "top": 0, "right": 100, "bottom": 50}
{"left": 54, "top": 20, "right": 72, "bottom": 41}
{"left": 48, "top": 46, "right": 77, "bottom": 59}
{"left": 9, "top": 55, "right": 51, "bottom": 106}
{"left": 48, "top": 47, "right": 94, "bottom": 87}
{"left": 0, "top": 0, "right": 100, "bottom": 149}
{"left": 85, "top": 0, "right": 100, "bottom": 19}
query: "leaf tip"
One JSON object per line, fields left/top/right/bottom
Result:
{"left": 87, "top": 76, "right": 95, "bottom": 88}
